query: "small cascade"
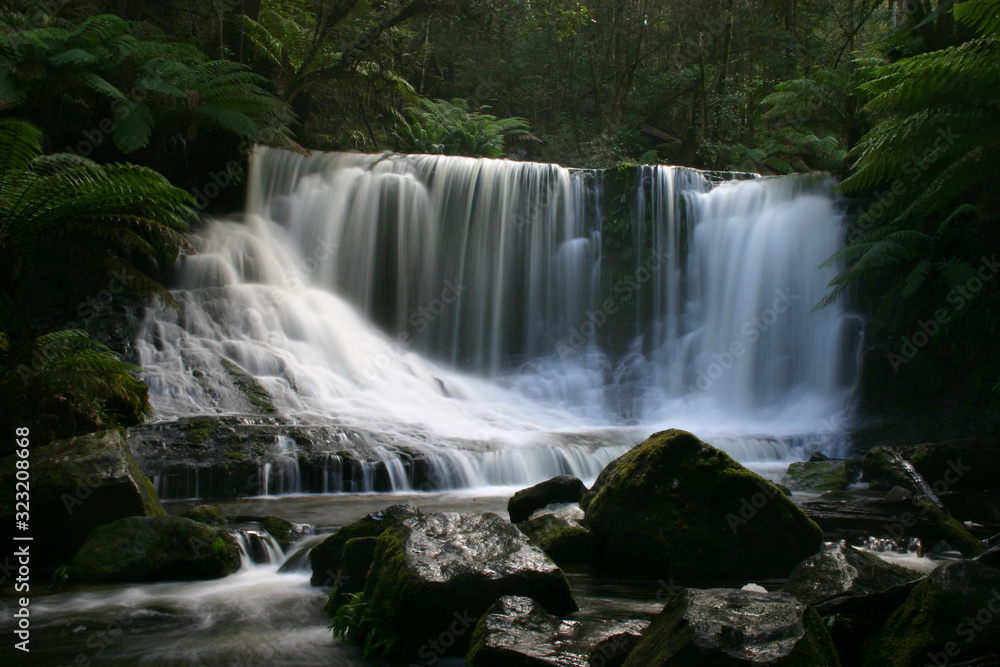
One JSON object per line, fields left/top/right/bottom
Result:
{"left": 230, "top": 528, "right": 284, "bottom": 566}
{"left": 259, "top": 436, "right": 303, "bottom": 496}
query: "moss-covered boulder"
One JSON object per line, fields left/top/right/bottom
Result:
{"left": 181, "top": 505, "right": 227, "bottom": 526}
{"left": 900, "top": 435, "right": 999, "bottom": 493}
{"left": 361, "top": 512, "right": 577, "bottom": 659}
{"left": 309, "top": 504, "right": 418, "bottom": 586}
{"left": 0, "top": 429, "right": 164, "bottom": 568}
{"left": 70, "top": 516, "right": 241, "bottom": 582}
{"left": 784, "top": 460, "right": 851, "bottom": 492}
{"left": 260, "top": 515, "right": 306, "bottom": 550}
{"left": 622, "top": 588, "right": 841, "bottom": 666}
{"left": 323, "top": 536, "right": 379, "bottom": 613}
{"left": 508, "top": 475, "right": 587, "bottom": 524}
{"left": 863, "top": 560, "right": 1000, "bottom": 666}
{"left": 584, "top": 430, "right": 823, "bottom": 579}
{"left": 516, "top": 504, "right": 593, "bottom": 567}
{"left": 784, "top": 540, "right": 919, "bottom": 606}
{"left": 861, "top": 447, "right": 918, "bottom": 492}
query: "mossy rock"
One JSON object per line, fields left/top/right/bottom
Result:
{"left": 361, "top": 512, "right": 577, "bottom": 660}
{"left": 784, "top": 460, "right": 850, "bottom": 492}
{"left": 913, "top": 497, "right": 984, "bottom": 558}
{"left": 516, "top": 509, "right": 593, "bottom": 567}
{"left": 863, "top": 560, "right": 1000, "bottom": 666}
{"left": 70, "top": 516, "right": 241, "bottom": 582}
{"left": 622, "top": 588, "right": 841, "bottom": 666}
{"left": 260, "top": 516, "right": 295, "bottom": 549}
{"left": 585, "top": 429, "right": 823, "bottom": 580}
{"left": 0, "top": 429, "right": 164, "bottom": 568}
{"left": 861, "top": 447, "right": 913, "bottom": 492}
{"left": 323, "top": 537, "right": 378, "bottom": 614}
{"left": 181, "top": 505, "right": 227, "bottom": 526}
{"left": 310, "top": 504, "right": 419, "bottom": 586}
{"left": 902, "top": 436, "right": 999, "bottom": 492}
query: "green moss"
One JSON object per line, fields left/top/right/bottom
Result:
{"left": 820, "top": 490, "right": 855, "bottom": 501}
{"left": 224, "top": 452, "right": 244, "bottom": 460}
{"left": 914, "top": 497, "right": 984, "bottom": 557}
{"left": 585, "top": 429, "right": 823, "bottom": 579}
{"left": 261, "top": 515, "right": 295, "bottom": 549}
{"left": 220, "top": 358, "right": 276, "bottom": 414}
{"left": 784, "top": 460, "right": 850, "bottom": 492}
{"left": 185, "top": 417, "right": 217, "bottom": 445}
{"left": 861, "top": 447, "right": 911, "bottom": 492}
{"left": 181, "top": 504, "right": 227, "bottom": 526}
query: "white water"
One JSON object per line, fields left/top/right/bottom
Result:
{"left": 134, "top": 149, "right": 859, "bottom": 497}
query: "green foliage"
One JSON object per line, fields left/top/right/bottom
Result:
{"left": 394, "top": 97, "right": 533, "bottom": 158}
{"left": 329, "top": 591, "right": 396, "bottom": 659}
{"left": 0, "top": 14, "right": 294, "bottom": 155}
{"left": 0, "top": 329, "right": 151, "bottom": 442}
{"left": 0, "top": 117, "right": 195, "bottom": 332}
{"left": 817, "top": 0, "right": 1000, "bottom": 398}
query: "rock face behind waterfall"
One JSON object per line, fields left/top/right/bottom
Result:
{"left": 584, "top": 429, "right": 823, "bottom": 579}
{"left": 361, "top": 511, "right": 578, "bottom": 658}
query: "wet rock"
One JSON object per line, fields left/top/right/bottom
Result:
{"left": 70, "top": 516, "right": 241, "bottom": 582}
{"left": 784, "top": 459, "right": 850, "bottom": 492}
{"left": 622, "top": 588, "right": 839, "bottom": 666}
{"left": 584, "top": 429, "right": 823, "bottom": 579}
{"left": 864, "top": 560, "right": 1000, "bottom": 666}
{"left": 363, "top": 512, "right": 577, "bottom": 658}
{"left": 181, "top": 505, "right": 227, "bottom": 526}
{"left": 466, "top": 595, "right": 584, "bottom": 666}
{"left": 784, "top": 540, "right": 919, "bottom": 606}
{"left": 310, "top": 504, "right": 418, "bottom": 586}
{"left": 465, "top": 596, "right": 648, "bottom": 667}
{"left": 260, "top": 515, "right": 307, "bottom": 550}
{"left": 509, "top": 476, "right": 588, "bottom": 524}
{"left": 885, "top": 485, "right": 913, "bottom": 502}
{"left": 323, "top": 537, "right": 379, "bottom": 613}
{"left": 0, "top": 429, "right": 164, "bottom": 567}
{"left": 517, "top": 504, "right": 593, "bottom": 566}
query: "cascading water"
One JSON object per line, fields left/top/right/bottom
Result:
{"left": 132, "top": 148, "right": 859, "bottom": 498}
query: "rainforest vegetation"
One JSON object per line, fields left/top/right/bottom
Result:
{"left": 1, "top": 0, "right": 998, "bottom": 446}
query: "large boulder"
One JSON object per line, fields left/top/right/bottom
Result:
{"left": 784, "top": 540, "right": 919, "bottom": 606}
{"left": 863, "top": 560, "right": 1000, "bottom": 666}
{"left": 309, "top": 504, "right": 418, "bottom": 586}
{"left": 622, "top": 588, "right": 840, "bottom": 666}
{"left": 517, "top": 504, "right": 593, "bottom": 566}
{"left": 362, "top": 512, "right": 578, "bottom": 658}
{"left": 783, "top": 460, "right": 851, "bottom": 492}
{"left": 70, "top": 516, "right": 241, "bottom": 582}
{"left": 584, "top": 430, "right": 823, "bottom": 579}
{"left": 509, "top": 476, "right": 588, "bottom": 524}
{"left": 0, "top": 429, "right": 164, "bottom": 567}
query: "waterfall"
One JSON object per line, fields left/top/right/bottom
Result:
{"left": 133, "top": 148, "right": 859, "bottom": 497}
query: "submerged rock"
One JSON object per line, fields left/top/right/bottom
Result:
{"left": 585, "top": 429, "right": 823, "bottom": 579}
{"left": 622, "top": 588, "right": 839, "bottom": 666}
{"left": 517, "top": 504, "right": 593, "bottom": 566}
{"left": 863, "top": 560, "right": 1000, "bottom": 666}
{"left": 363, "top": 512, "right": 577, "bottom": 658}
{"left": 181, "top": 504, "right": 227, "bottom": 526}
{"left": 0, "top": 429, "right": 164, "bottom": 567}
{"left": 509, "top": 476, "right": 588, "bottom": 524}
{"left": 310, "top": 504, "right": 418, "bottom": 586}
{"left": 784, "top": 459, "right": 851, "bottom": 492}
{"left": 70, "top": 516, "right": 241, "bottom": 582}
{"left": 784, "top": 540, "right": 919, "bottom": 606}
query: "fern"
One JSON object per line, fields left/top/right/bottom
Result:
{"left": 329, "top": 592, "right": 395, "bottom": 659}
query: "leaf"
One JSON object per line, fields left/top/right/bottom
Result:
{"left": 111, "top": 102, "right": 154, "bottom": 153}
